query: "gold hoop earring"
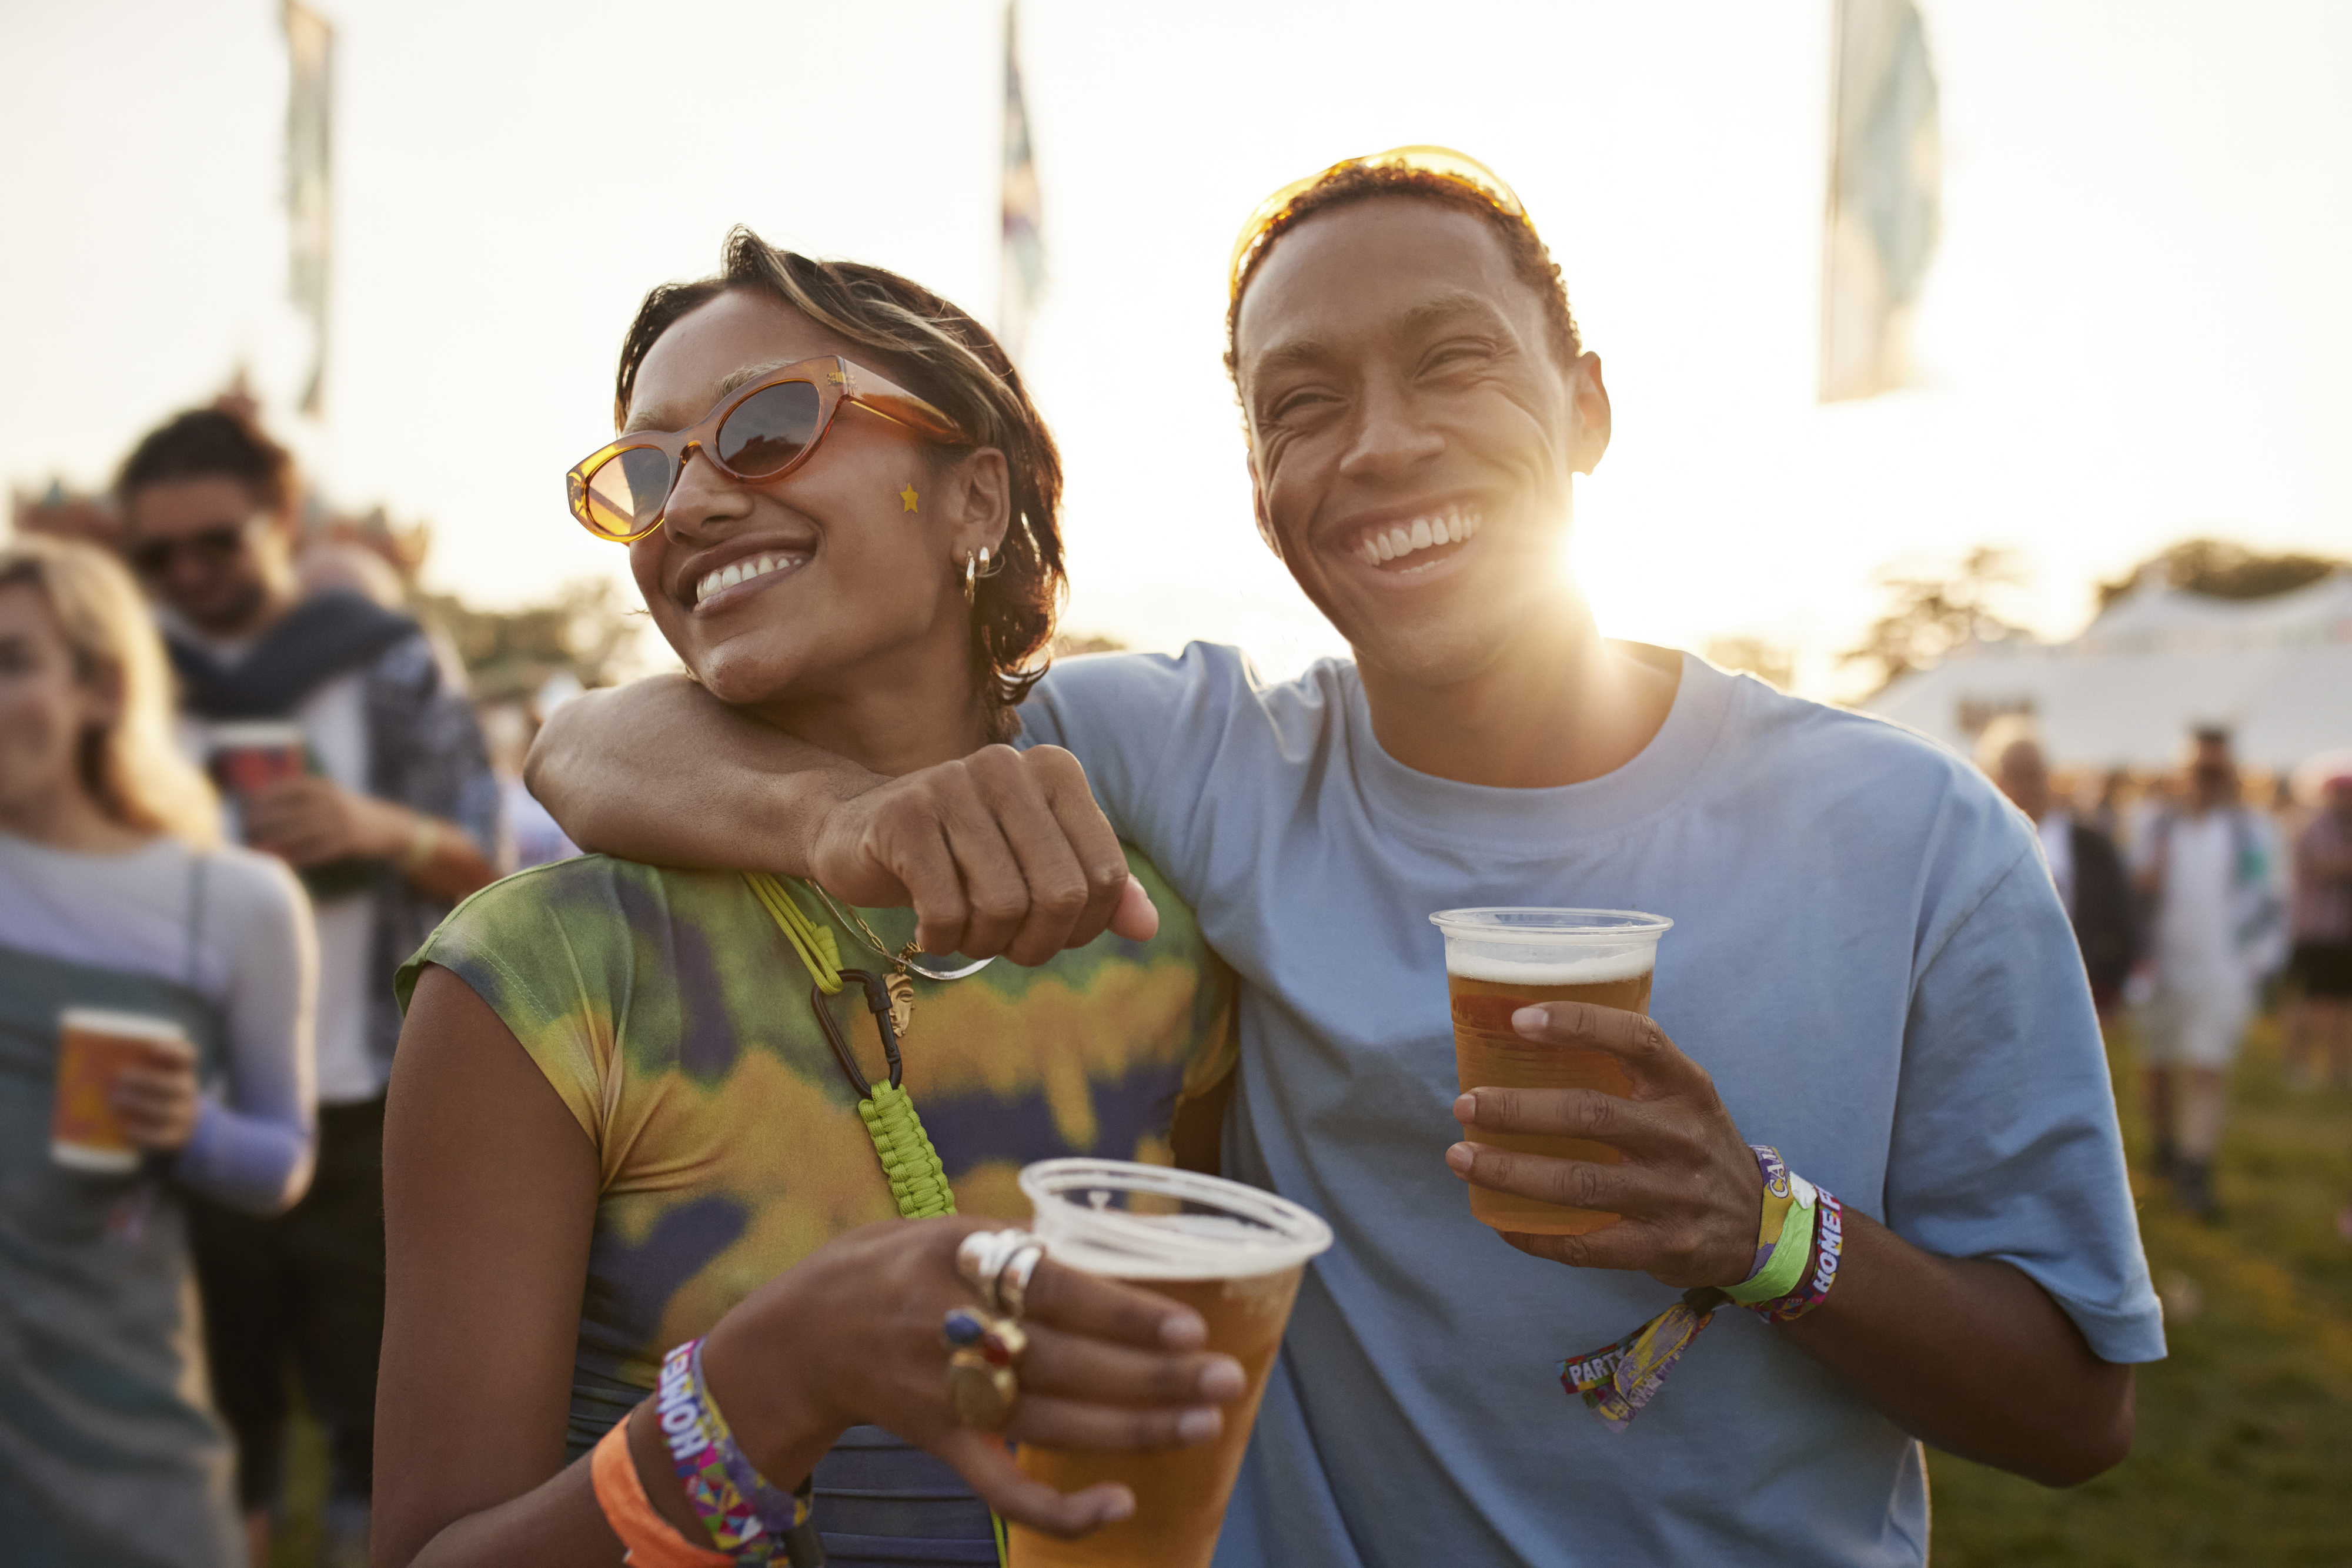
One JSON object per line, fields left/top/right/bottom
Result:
{"left": 962, "top": 543, "right": 1003, "bottom": 608}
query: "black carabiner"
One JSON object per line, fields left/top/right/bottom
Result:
{"left": 810, "top": 968, "right": 903, "bottom": 1098}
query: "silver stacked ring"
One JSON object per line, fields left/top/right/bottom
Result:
{"left": 955, "top": 1228, "right": 1040, "bottom": 1317}
{"left": 995, "top": 1241, "right": 1048, "bottom": 1320}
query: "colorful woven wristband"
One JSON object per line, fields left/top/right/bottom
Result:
{"left": 689, "top": 1340, "right": 815, "bottom": 1546}
{"left": 656, "top": 1338, "right": 811, "bottom": 1562}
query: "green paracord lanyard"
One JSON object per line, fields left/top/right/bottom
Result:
{"left": 743, "top": 872, "right": 1014, "bottom": 1566}
{"left": 744, "top": 872, "right": 956, "bottom": 1218}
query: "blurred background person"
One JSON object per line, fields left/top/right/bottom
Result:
{"left": 2283, "top": 764, "right": 2352, "bottom": 1089}
{"left": 1982, "top": 716, "right": 2139, "bottom": 1018}
{"left": 115, "top": 406, "right": 500, "bottom": 1567}
{"left": 0, "top": 537, "right": 316, "bottom": 1567}
{"left": 2131, "top": 726, "right": 2286, "bottom": 1219}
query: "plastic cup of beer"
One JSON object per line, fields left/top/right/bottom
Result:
{"left": 53, "top": 1008, "right": 194, "bottom": 1173}
{"left": 1010, "top": 1158, "right": 1334, "bottom": 1568}
{"left": 208, "top": 720, "right": 308, "bottom": 800}
{"left": 1429, "top": 908, "right": 1673, "bottom": 1236}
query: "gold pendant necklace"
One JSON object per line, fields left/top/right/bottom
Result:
{"left": 884, "top": 954, "right": 918, "bottom": 1041}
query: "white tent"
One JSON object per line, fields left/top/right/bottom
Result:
{"left": 1863, "top": 571, "right": 2352, "bottom": 771}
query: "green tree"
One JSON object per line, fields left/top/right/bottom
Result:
{"left": 2096, "top": 537, "right": 2345, "bottom": 607}
{"left": 1843, "top": 546, "right": 2029, "bottom": 694}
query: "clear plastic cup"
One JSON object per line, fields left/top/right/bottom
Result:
{"left": 1428, "top": 908, "right": 1673, "bottom": 1235}
{"left": 53, "top": 1008, "right": 193, "bottom": 1172}
{"left": 1011, "top": 1159, "right": 1333, "bottom": 1568}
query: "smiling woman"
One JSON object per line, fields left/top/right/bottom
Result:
{"left": 596, "top": 233, "right": 1070, "bottom": 745}
{"left": 375, "top": 231, "right": 1245, "bottom": 1568}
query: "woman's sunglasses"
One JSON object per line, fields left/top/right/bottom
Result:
{"left": 566, "top": 355, "right": 968, "bottom": 543}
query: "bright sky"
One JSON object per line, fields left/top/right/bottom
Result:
{"left": 5, "top": 0, "right": 2348, "bottom": 697}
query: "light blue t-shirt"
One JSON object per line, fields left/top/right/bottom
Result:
{"left": 1021, "top": 643, "right": 2163, "bottom": 1568}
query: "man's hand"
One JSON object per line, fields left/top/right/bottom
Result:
{"left": 808, "top": 744, "right": 1158, "bottom": 965}
{"left": 243, "top": 775, "right": 412, "bottom": 866}
{"left": 1445, "top": 1002, "right": 1762, "bottom": 1289}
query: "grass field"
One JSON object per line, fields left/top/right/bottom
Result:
{"left": 271, "top": 1017, "right": 2350, "bottom": 1566}
{"left": 1930, "top": 1013, "right": 2352, "bottom": 1566}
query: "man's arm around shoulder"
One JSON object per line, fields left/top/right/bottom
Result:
{"left": 525, "top": 673, "right": 1152, "bottom": 963}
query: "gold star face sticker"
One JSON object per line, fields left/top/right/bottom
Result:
{"left": 900, "top": 483, "right": 920, "bottom": 512}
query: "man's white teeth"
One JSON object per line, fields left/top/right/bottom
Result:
{"left": 695, "top": 551, "right": 800, "bottom": 606}
{"left": 1354, "top": 509, "right": 1481, "bottom": 567}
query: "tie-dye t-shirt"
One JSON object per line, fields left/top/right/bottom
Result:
{"left": 396, "top": 849, "right": 1234, "bottom": 1558}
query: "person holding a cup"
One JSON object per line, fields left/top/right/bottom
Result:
{"left": 375, "top": 235, "right": 1250, "bottom": 1568}
{"left": 530, "top": 149, "right": 2162, "bottom": 1564}
{"left": 0, "top": 537, "right": 317, "bottom": 1567}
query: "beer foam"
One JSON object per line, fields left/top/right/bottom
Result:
{"left": 1038, "top": 1213, "right": 1323, "bottom": 1282}
{"left": 1445, "top": 948, "right": 1654, "bottom": 985}
{"left": 59, "top": 1008, "right": 194, "bottom": 1047}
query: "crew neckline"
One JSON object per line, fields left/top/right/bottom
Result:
{"left": 1341, "top": 647, "right": 1737, "bottom": 851}
{"left": 0, "top": 830, "right": 179, "bottom": 867}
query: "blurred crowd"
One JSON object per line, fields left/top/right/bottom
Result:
{"left": 2, "top": 399, "right": 578, "bottom": 1567}
{"left": 1977, "top": 715, "right": 2352, "bottom": 1225}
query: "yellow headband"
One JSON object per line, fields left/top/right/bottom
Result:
{"left": 1227, "top": 145, "right": 1531, "bottom": 302}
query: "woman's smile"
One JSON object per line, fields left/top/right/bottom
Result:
{"left": 691, "top": 545, "right": 811, "bottom": 611}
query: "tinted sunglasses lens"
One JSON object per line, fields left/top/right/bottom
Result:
{"left": 579, "top": 447, "right": 672, "bottom": 538}
{"left": 717, "top": 380, "right": 822, "bottom": 476}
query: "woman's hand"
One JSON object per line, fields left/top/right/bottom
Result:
{"left": 700, "top": 1216, "right": 1247, "bottom": 1539}
{"left": 111, "top": 1048, "right": 201, "bottom": 1152}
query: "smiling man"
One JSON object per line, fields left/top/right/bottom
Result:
{"left": 530, "top": 150, "right": 2161, "bottom": 1564}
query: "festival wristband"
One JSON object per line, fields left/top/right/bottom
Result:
{"left": 1558, "top": 1147, "right": 1843, "bottom": 1429}
{"left": 1559, "top": 1286, "right": 1727, "bottom": 1432}
{"left": 1722, "top": 1146, "right": 1819, "bottom": 1306}
{"left": 656, "top": 1339, "right": 815, "bottom": 1563}
{"left": 1746, "top": 1189, "right": 1844, "bottom": 1325}
{"left": 689, "top": 1340, "right": 818, "bottom": 1550}
{"left": 589, "top": 1412, "right": 732, "bottom": 1567}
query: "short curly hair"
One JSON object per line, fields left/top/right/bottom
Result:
{"left": 116, "top": 407, "right": 296, "bottom": 516}
{"left": 614, "top": 229, "right": 1064, "bottom": 738}
{"left": 1225, "top": 163, "right": 1583, "bottom": 385}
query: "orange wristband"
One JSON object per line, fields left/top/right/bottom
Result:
{"left": 590, "top": 1409, "right": 733, "bottom": 1566}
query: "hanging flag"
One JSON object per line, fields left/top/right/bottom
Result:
{"left": 1000, "top": 1, "right": 1045, "bottom": 365}
{"left": 1819, "top": 0, "right": 1940, "bottom": 403}
{"left": 285, "top": 1, "right": 334, "bottom": 416}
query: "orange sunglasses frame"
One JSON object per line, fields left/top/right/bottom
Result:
{"left": 565, "top": 355, "right": 969, "bottom": 543}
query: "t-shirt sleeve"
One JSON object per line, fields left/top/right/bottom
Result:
{"left": 173, "top": 851, "right": 319, "bottom": 1216}
{"left": 1020, "top": 645, "right": 1265, "bottom": 897}
{"left": 395, "top": 862, "right": 616, "bottom": 1147}
{"left": 1886, "top": 847, "right": 2166, "bottom": 1363}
